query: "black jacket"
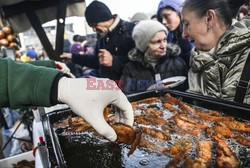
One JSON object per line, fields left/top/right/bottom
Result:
{"left": 120, "top": 44, "right": 188, "bottom": 94}
{"left": 72, "top": 15, "right": 135, "bottom": 80}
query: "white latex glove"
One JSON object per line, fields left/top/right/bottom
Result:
{"left": 57, "top": 77, "right": 134, "bottom": 141}
{"left": 55, "top": 61, "right": 75, "bottom": 78}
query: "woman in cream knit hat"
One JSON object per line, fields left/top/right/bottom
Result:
{"left": 119, "top": 20, "right": 188, "bottom": 94}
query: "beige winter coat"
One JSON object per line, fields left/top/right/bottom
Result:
{"left": 188, "top": 16, "right": 250, "bottom": 104}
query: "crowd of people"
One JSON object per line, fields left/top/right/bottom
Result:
{"left": 60, "top": 0, "right": 250, "bottom": 103}
{"left": 0, "top": 0, "right": 250, "bottom": 159}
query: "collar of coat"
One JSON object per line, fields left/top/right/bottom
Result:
{"left": 109, "top": 15, "right": 120, "bottom": 32}
{"left": 128, "top": 43, "right": 181, "bottom": 68}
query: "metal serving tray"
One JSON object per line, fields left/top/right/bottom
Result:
{"left": 42, "top": 89, "right": 250, "bottom": 168}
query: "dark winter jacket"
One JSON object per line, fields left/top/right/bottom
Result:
{"left": 167, "top": 27, "right": 194, "bottom": 66}
{"left": 120, "top": 44, "right": 188, "bottom": 94}
{"left": 72, "top": 15, "right": 135, "bottom": 81}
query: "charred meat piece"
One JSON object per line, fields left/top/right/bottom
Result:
{"left": 128, "top": 129, "right": 142, "bottom": 156}
{"left": 135, "top": 97, "right": 159, "bottom": 104}
{"left": 68, "top": 117, "right": 89, "bottom": 127}
{"left": 112, "top": 123, "right": 136, "bottom": 145}
{"left": 178, "top": 114, "right": 208, "bottom": 129}
{"left": 183, "top": 158, "right": 208, "bottom": 168}
{"left": 184, "top": 141, "right": 213, "bottom": 168}
{"left": 197, "top": 141, "right": 212, "bottom": 164}
{"left": 165, "top": 140, "right": 192, "bottom": 168}
{"left": 178, "top": 102, "right": 197, "bottom": 114}
{"left": 206, "top": 125, "right": 232, "bottom": 139}
{"left": 142, "top": 127, "right": 170, "bottom": 141}
{"left": 65, "top": 116, "right": 92, "bottom": 133}
{"left": 221, "top": 120, "right": 250, "bottom": 134}
{"left": 103, "top": 107, "right": 112, "bottom": 121}
{"left": 131, "top": 102, "right": 147, "bottom": 110}
{"left": 215, "top": 137, "right": 240, "bottom": 168}
{"left": 135, "top": 114, "right": 168, "bottom": 126}
{"left": 233, "top": 132, "right": 250, "bottom": 148}
{"left": 195, "top": 114, "right": 234, "bottom": 122}
{"left": 163, "top": 93, "right": 181, "bottom": 105}
{"left": 163, "top": 93, "right": 198, "bottom": 114}
{"left": 112, "top": 123, "right": 142, "bottom": 156}
{"left": 173, "top": 115, "right": 203, "bottom": 136}
{"left": 162, "top": 103, "right": 178, "bottom": 113}
{"left": 168, "top": 138, "right": 192, "bottom": 155}
{"left": 145, "top": 108, "right": 163, "bottom": 117}
{"left": 139, "top": 137, "right": 167, "bottom": 153}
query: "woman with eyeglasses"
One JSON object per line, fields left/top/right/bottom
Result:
{"left": 119, "top": 20, "right": 188, "bottom": 94}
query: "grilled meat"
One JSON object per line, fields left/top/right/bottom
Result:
{"left": 215, "top": 137, "right": 240, "bottom": 168}
{"left": 142, "top": 127, "right": 170, "bottom": 141}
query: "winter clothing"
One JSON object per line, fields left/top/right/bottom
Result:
{"left": 130, "top": 12, "right": 149, "bottom": 23}
{"left": 0, "top": 58, "right": 63, "bottom": 108}
{"left": 167, "top": 29, "right": 194, "bottom": 65}
{"left": 69, "top": 42, "right": 90, "bottom": 78}
{"left": 85, "top": 1, "right": 113, "bottom": 26}
{"left": 72, "top": 15, "right": 135, "bottom": 80}
{"left": 188, "top": 16, "right": 250, "bottom": 104}
{"left": 157, "top": 0, "right": 182, "bottom": 21}
{"left": 69, "top": 42, "right": 84, "bottom": 54}
{"left": 26, "top": 49, "right": 37, "bottom": 59}
{"left": 120, "top": 44, "right": 188, "bottom": 94}
{"left": 157, "top": 0, "right": 194, "bottom": 66}
{"left": 0, "top": 131, "right": 3, "bottom": 159}
{"left": 63, "top": 39, "right": 71, "bottom": 53}
{"left": 28, "top": 60, "right": 56, "bottom": 67}
{"left": 132, "top": 20, "right": 168, "bottom": 53}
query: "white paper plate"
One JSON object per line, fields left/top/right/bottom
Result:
{"left": 158, "top": 76, "right": 186, "bottom": 88}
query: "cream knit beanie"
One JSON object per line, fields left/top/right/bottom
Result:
{"left": 132, "top": 20, "right": 168, "bottom": 53}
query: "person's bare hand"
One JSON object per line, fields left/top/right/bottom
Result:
{"left": 98, "top": 49, "right": 113, "bottom": 67}
{"left": 60, "top": 52, "right": 72, "bottom": 60}
{"left": 147, "top": 83, "right": 170, "bottom": 91}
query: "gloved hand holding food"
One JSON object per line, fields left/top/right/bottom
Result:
{"left": 57, "top": 77, "right": 134, "bottom": 141}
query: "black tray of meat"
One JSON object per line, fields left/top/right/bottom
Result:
{"left": 42, "top": 89, "right": 250, "bottom": 168}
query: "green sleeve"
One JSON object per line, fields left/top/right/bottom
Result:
{"left": 28, "top": 60, "right": 56, "bottom": 68}
{"left": 0, "top": 58, "right": 61, "bottom": 109}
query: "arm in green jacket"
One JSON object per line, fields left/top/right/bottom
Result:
{"left": 0, "top": 58, "right": 64, "bottom": 109}
{"left": 0, "top": 58, "right": 135, "bottom": 142}
{"left": 28, "top": 60, "right": 56, "bottom": 68}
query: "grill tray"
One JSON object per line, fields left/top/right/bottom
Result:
{"left": 42, "top": 90, "right": 250, "bottom": 168}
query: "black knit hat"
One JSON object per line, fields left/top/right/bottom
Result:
{"left": 85, "top": 1, "right": 113, "bottom": 27}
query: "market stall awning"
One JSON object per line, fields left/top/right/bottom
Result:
{"left": 0, "top": 0, "right": 86, "bottom": 61}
